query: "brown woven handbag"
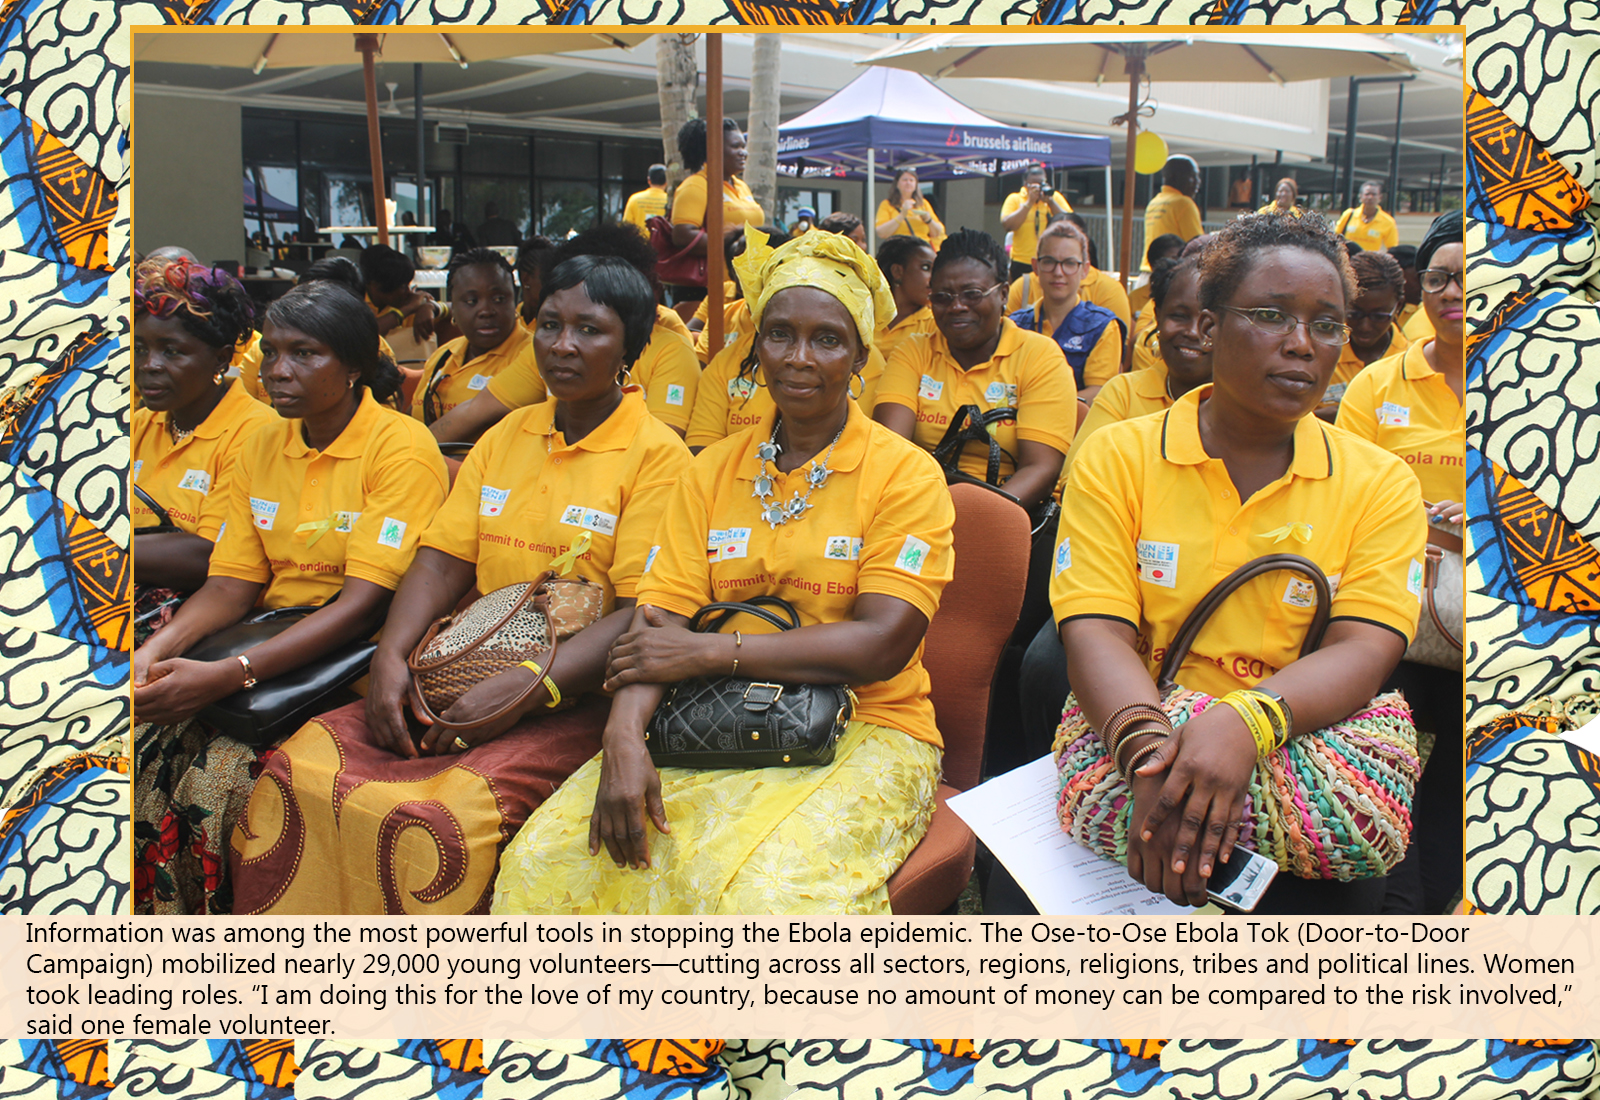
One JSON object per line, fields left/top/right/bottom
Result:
{"left": 406, "top": 571, "right": 604, "bottom": 733}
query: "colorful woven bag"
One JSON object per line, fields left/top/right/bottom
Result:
{"left": 1054, "top": 554, "right": 1419, "bottom": 881}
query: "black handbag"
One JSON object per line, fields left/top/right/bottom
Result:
{"left": 644, "top": 597, "right": 852, "bottom": 769}
{"left": 932, "top": 404, "right": 1059, "bottom": 544}
{"left": 182, "top": 603, "right": 377, "bottom": 749}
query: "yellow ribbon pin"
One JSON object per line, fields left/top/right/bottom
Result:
{"left": 295, "top": 518, "right": 333, "bottom": 548}
{"left": 1261, "top": 522, "right": 1314, "bottom": 545}
{"left": 547, "top": 530, "right": 593, "bottom": 576}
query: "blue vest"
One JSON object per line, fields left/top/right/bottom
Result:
{"left": 1010, "top": 301, "right": 1124, "bottom": 388}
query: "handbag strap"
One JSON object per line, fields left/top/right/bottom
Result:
{"left": 408, "top": 587, "right": 559, "bottom": 733}
{"left": 687, "top": 597, "right": 802, "bottom": 635}
{"left": 1156, "top": 553, "right": 1332, "bottom": 694}
{"left": 406, "top": 572, "right": 555, "bottom": 674}
{"left": 133, "top": 484, "right": 175, "bottom": 529}
{"left": 932, "top": 404, "right": 1018, "bottom": 488}
{"left": 1422, "top": 544, "right": 1463, "bottom": 652}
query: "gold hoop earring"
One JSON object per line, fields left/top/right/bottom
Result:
{"left": 848, "top": 371, "right": 863, "bottom": 401}
{"left": 617, "top": 366, "right": 633, "bottom": 388}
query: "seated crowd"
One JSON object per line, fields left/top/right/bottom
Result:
{"left": 132, "top": 176, "right": 1463, "bottom": 919}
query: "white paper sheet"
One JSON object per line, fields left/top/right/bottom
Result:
{"left": 1561, "top": 713, "right": 1600, "bottom": 757}
{"left": 946, "top": 754, "right": 1190, "bottom": 916}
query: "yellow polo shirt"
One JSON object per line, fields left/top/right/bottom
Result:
{"left": 1142, "top": 187, "right": 1204, "bottom": 268}
{"left": 1130, "top": 326, "right": 1163, "bottom": 374}
{"left": 671, "top": 170, "right": 764, "bottom": 233}
{"left": 875, "top": 195, "right": 942, "bottom": 244}
{"left": 694, "top": 296, "right": 753, "bottom": 364}
{"left": 1402, "top": 305, "right": 1435, "bottom": 342}
{"left": 688, "top": 333, "right": 887, "bottom": 451}
{"left": 1336, "top": 340, "right": 1465, "bottom": 504}
{"left": 1006, "top": 266, "right": 1131, "bottom": 329}
{"left": 1324, "top": 325, "right": 1409, "bottom": 408}
{"left": 412, "top": 327, "right": 537, "bottom": 424}
{"left": 1051, "top": 386, "right": 1425, "bottom": 698}
{"left": 1061, "top": 367, "right": 1172, "bottom": 482}
{"left": 999, "top": 190, "right": 1072, "bottom": 265}
{"left": 876, "top": 318, "right": 1076, "bottom": 483}
{"left": 637, "top": 401, "right": 954, "bottom": 747}
{"left": 1336, "top": 206, "right": 1400, "bottom": 251}
{"left": 1256, "top": 203, "right": 1305, "bottom": 217}
{"left": 421, "top": 390, "right": 687, "bottom": 612}
{"left": 655, "top": 304, "right": 691, "bottom": 341}
{"left": 132, "top": 381, "right": 278, "bottom": 540}
{"left": 209, "top": 390, "right": 449, "bottom": 609}
{"left": 876, "top": 306, "right": 936, "bottom": 364}
{"left": 622, "top": 185, "right": 669, "bottom": 236}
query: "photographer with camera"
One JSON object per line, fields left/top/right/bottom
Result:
{"left": 1000, "top": 164, "right": 1072, "bottom": 281}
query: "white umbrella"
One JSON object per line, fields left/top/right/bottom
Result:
{"left": 861, "top": 32, "right": 1416, "bottom": 288}
{"left": 136, "top": 30, "right": 651, "bottom": 245}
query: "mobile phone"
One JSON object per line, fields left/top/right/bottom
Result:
{"left": 1205, "top": 845, "right": 1278, "bottom": 912}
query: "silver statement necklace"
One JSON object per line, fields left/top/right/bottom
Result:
{"left": 752, "top": 415, "right": 847, "bottom": 529}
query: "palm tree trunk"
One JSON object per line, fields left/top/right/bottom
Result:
{"left": 656, "top": 34, "right": 699, "bottom": 191}
{"left": 746, "top": 35, "right": 782, "bottom": 228}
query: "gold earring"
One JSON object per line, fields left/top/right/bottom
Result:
{"left": 848, "top": 371, "right": 863, "bottom": 401}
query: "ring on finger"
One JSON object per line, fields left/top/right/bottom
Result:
{"left": 452, "top": 736, "right": 469, "bottom": 752}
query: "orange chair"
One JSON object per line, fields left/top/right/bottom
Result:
{"left": 887, "top": 481, "right": 1031, "bottom": 914}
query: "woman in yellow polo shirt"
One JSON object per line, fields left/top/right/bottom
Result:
{"left": 132, "top": 282, "right": 448, "bottom": 915}
{"left": 1256, "top": 177, "right": 1304, "bottom": 218}
{"left": 412, "top": 249, "right": 536, "bottom": 425}
{"left": 1319, "top": 249, "right": 1409, "bottom": 417}
{"left": 1336, "top": 210, "right": 1464, "bottom": 916}
{"left": 132, "top": 259, "right": 277, "bottom": 644}
{"left": 230, "top": 256, "right": 690, "bottom": 915}
{"left": 668, "top": 117, "right": 764, "bottom": 305}
{"left": 1022, "top": 212, "right": 1425, "bottom": 917}
{"left": 873, "top": 228, "right": 1076, "bottom": 511}
{"left": 1007, "top": 222, "right": 1123, "bottom": 405}
{"left": 875, "top": 167, "right": 945, "bottom": 249}
{"left": 493, "top": 230, "right": 955, "bottom": 915}
{"left": 874, "top": 235, "right": 937, "bottom": 362}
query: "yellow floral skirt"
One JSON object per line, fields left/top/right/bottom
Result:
{"left": 491, "top": 721, "right": 941, "bottom": 915}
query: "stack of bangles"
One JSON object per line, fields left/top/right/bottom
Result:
{"left": 1100, "top": 702, "right": 1175, "bottom": 782}
{"left": 1216, "top": 688, "right": 1294, "bottom": 757}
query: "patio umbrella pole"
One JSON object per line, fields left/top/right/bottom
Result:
{"left": 358, "top": 34, "right": 389, "bottom": 248}
{"left": 1117, "top": 47, "right": 1145, "bottom": 294}
{"left": 707, "top": 34, "right": 724, "bottom": 358}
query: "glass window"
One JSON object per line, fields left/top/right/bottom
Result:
{"left": 300, "top": 120, "right": 367, "bottom": 169}
{"left": 242, "top": 115, "right": 296, "bottom": 164}
{"left": 464, "top": 132, "right": 529, "bottom": 175}
{"left": 603, "top": 141, "right": 660, "bottom": 185}
{"left": 535, "top": 137, "right": 598, "bottom": 180}
{"left": 537, "top": 180, "right": 598, "bottom": 239}
{"left": 602, "top": 182, "right": 626, "bottom": 227}
{"left": 463, "top": 178, "right": 532, "bottom": 243}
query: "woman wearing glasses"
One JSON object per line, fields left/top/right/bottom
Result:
{"left": 1008, "top": 221, "right": 1125, "bottom": 406}
{"left": 1045, "top": 212, "right": 1425, "bottom": 915}
{"left": 1318, "top": 250, "right": 1410, "bottom": 416}
{"left": 1336, "top": 209, "right": 1463, "bottom": 915}
{"left": 873, "top": 228, "right": 1077, "bottom": 512}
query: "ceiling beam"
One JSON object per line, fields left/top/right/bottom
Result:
{"left": 223, "top": 64, "right": 356, "bottom": 96}
{"left": 509, "top": 90, "right": 663, "bottom": 119}
{"left": 422, "top": 66, "right": 576, "bottom": 106}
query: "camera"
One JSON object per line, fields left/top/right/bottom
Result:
{"left": 1037, "top": 184, "right": 1055, "bottom": 199}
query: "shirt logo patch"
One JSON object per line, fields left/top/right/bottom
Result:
{"left": 177, "top": 468, "right": 211, "bottom": 494}
{"left": 1282, "top": 578, "right": 1318, "bottom": 608}
{"left": 250, "top": 497, "right": 279, "bottom": 531}
{"left": 645, "top": 545, "right": 660, "bottom": 574}
{"left": 824, "top": 536, "right": 862, "bottom": 561}
{"left": 580, "top": 508, "right": 617, "bottom": 536}
{"left": 1407, "top": 558, "right": 1423, "bottom": 600}
{"left": 333, "top": 511, "right": 361, "bottom": 534}
{"left": 709, "top": 527, "right": 752, "bottom": 561}
{"left": 1065, "top": 335, "right": 1084, "bottom": 350}
{"left": 729, "top": 377, "right": 757, "bottom": 400}
{"left": 467, "top": 373, "right": 491, "bottom": 391}
{"left": 559, "top": 505, "right": 586, "bottom": 527}
{"left": 215, "top": 522, "right": 226, "bottom": 542}
{"left": 895, "top": 534, "right": 931, "bottom": 576}
{"left": 480, "top": 486, "right": 509, "bottom": 517}
{"left": 666, "top": 384, "right": 686, "bottom": 407}
{"left": 918, "top": 374, "right": 944, "bottom": 402}
{"left": 1053, "top": 538, "right": 1072, "bottom": 577}
{"left": 132, "top": 459, "right": 144, "bottom": 481}
{"left": 984, "top": 381, "right": 1006, "bottom": 404}
{"left": 1137, "top": 539, "right": 1179, "bottom": 588}
{"left": 1378, "top": 401, "right": 1410, "bottom": 427}
{"left": 377, "top": 517, "right": 407, "bottom": 550}
{"left": 1321, "top": 381, "right": 1347, "bottom": 406}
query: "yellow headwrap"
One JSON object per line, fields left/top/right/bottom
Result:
{"left": 732, "top": 223, "right": 895, "bottom": 349}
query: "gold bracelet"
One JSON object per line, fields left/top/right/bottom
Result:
{"left": 1120, "top": 736, "right": 1168, "bottom": 782}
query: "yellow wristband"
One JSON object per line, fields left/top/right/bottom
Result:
{"left": 519, "top": 660, "right": 562, "bottom": 709}
{"left": 1219, "top": 692, "right": 1277, "bottom": 758}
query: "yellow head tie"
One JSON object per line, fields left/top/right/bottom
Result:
{"left": 733, "top": 223, "right": 896, "bottom": 349}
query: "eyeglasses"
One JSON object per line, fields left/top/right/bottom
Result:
{"left": 1035, "top": 257, "right": 1083, "bottom": 275}
{"left": 1346, "top": 308, "right": 1398, "bottom": 325}
{"left": 1419, "top": 268, "right": 1464, "bottom": 293}
{"left": 1223, "top": 306, "right": 1350, "bottom": 346}
{"left": 929, "top": 284, "right": 1004, "bottom": 308}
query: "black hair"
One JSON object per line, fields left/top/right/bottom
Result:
{"left": 297, "top": 256, "right": 365, "bottom": 299}
{"left": 648, "top": 164, "right": 667, "bottom": 187}
{"left": 541, "top": 254, "right": 655, "bottom": 368}
{"left": 1388, "top": 244, "right": 1418, "bottom": 270}
{"left": 1061, "top": 211, "right": 1099, "bottom": 268}
{"left": 1146, "top": 233, "right": 1186, "bottom": 267}
{"left": 1149, "top": 255, "right": 1201, "bottom": 312}
{"left": 931, "top": 227, "right": 1007, "bottom": 284}
{"left": 445, "top": 246, "right": 515, "bottom": 298}
{"left": 1197, "top": 211, "right": 1357, "bottom": 314}
{"left": 518, "top": 236, "right": 557, "bottom": 275}
{"left": 1415, "top": 209, "right": 1462, "bottom": 272}
{"left": 1349, "top": 249, "right": 1405, "bottom": 303}
{"left": 360, "top": 244, "right": 414, "bottom": 294}
{"left": 1360, "top": 180, "right": 1384, "bottom": 195}
{"left": 677, "top": 117, "right": 742, "bottom": 174}
{"left": 264, "top": 281, "right": 402, "bottom": 403}
{"left": 876, "top": 235, "right": 936, "bottom": 286}
{"left": 817, "top": 211, "right": 862, "bottom": 238}
{"left": 1023, "top": 163, "right": 1047, "bottom": 180}
{"left": 553, "top": 223, "right": 662, "bottom": 300}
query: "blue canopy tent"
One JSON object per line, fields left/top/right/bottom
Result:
{"left": 777, "top": 67, "right": 1112, "bottom": 253}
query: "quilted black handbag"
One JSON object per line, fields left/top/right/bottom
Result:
{"left": 183, "top": 603, "right": 377, "bottom": 749}
{"left": 644, "top": 596, "right": 853, "bottom": 769}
